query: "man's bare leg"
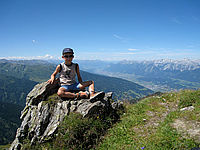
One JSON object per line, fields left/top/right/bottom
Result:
{"left": 79, "top": 81, "right": 99, "bottom": 97}
{"left": 79, "top": 80, "right": 95, "bottom": 96}
{"left": 79, "top": 81, "right": 92, "bottom": 90}
{"left": 57, "top": 81, "right": 97, "bottom": 99}
{"left": 57, "top": 87, "right": 77, "bottom": 98}
{"left": 78, "top": 81, "right": 105, "bottom": 101}
{"left": 88, "top": 81, "right": 95, "bottom": 96}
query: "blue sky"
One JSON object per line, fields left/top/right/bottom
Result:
{"left": 0, "top": 0, "right": 200, "bottom": 61}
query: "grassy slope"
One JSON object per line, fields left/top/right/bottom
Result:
{"left": 96, "top": 89, "right": 200, "bottom": 150}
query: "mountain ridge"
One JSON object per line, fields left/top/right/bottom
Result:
{"left": 1, "top": 58, "right": 199, "bottom": 92}
{"left": 119, "top": 59, "right": 200, "bottom": 71}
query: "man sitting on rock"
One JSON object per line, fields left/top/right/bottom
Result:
{"left": 48, "top": 48, "right": 104, "bottom": 101}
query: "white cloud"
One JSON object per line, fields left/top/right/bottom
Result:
{"left": 0, "top": 54, "right": 55, "bottom": 60}
{"left": 66, "top": 47, "right": 200, "bottom": 61}
{"left": 113, "top": 34, "right": 133, "bottom": 44}
{"left": 128, "top": 48, "right": 138, "bottom": 51}
{"left": 119, "top": 52, "right": 136, "bottom": 55}
{"left": 113, "top": 34, "right": 123, "bottom": 40}
{"left": 32, "top": 40, "right": 37, "bottom": 43}
{"left": 37, "top": 54, "right": 54, "bottom": 59}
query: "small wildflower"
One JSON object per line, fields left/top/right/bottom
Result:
{"left": 97, "top": 116, "right": 99, "bottom": 119}
{"left": 141, "top": 146, "right": 145, "bottom": 149}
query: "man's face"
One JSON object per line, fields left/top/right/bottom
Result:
{"left": 62, "top": 53, "right": 74, "bottom": 61}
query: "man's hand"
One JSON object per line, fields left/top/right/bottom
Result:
{"left": 47, "top": 78, "right": 54, "bottom": 84}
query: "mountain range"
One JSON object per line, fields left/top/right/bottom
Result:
{"left": 0, "top": 59, "right": 153, "bottom": 105}
{"left": 104, "top": 59, "right": 200, "bottom": 91}
{"left": 72, "top": 59, "right": 200, "bottom": 92}
{"left": 119, "top": 59, "right": 200, "bottom": 71}
{"left": 1, "top": 58, "right": 199, "bottom": 93}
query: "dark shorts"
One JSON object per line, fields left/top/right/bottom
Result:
{"left": 61, "top": 83, "right": 81, "bottom": 91}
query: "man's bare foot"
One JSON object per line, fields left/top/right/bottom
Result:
{"left": 79, "top": 91, "right": 90, "bottom": 99}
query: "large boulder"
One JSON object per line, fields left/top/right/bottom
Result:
{"left": 10, "top": 80, "right": 123, "bottom": 150}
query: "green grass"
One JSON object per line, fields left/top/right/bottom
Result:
{"left": 178, "top": 90, "right": 200, "bottom": 108}
{"left": 0, "top": 144, "right": 10, "bottom": 150}
{"left": 96, "top": 89, "right": 200, "bottom": 150}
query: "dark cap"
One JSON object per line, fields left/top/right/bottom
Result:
{"left": 62, "top": 48, "right": 74, "bottom": 55}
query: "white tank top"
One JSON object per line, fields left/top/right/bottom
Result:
{"left": 59, "top": 62, "right": 77, "bottom": 86}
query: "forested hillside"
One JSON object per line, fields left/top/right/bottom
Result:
{"left": 0, "top": 74, "right": 37, "bottom": 105}
{"left": 0, "top": 102, "right": 23, "bottom": 145}
{"left": 0, "top": 59, "right": 56, "bottom": 82}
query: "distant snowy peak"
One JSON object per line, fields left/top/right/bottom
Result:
{"left": 147, "top": 59, "right": 200, "bottom": 65}
{"left": 120, "top": 59, "right": 200, "bottom": 71}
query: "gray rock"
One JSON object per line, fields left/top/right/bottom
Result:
{"left": 71, "top": 101, "right": 78, "bottom": 105}
{"left": 70, "top": 105, "right": 78, "bottom": 112}
{"left": 9, "top": 138, "right": 22, "bottom": 150}
{"left": 104, "top": 92, "right": 113, "bottom": 100}
{"left": 180, "top": 106, "right": 195, "bottom": 111}
{"left": 10, "top": 81, "right": 122, "bottom": 150}
{"left": 76, "top": 100, "right": 92, "bottom": 116}
{"left": 83, "top": 101, "right": 105, "bottom": 118}
{"left": 26, "top": 79, "right": 60, "bottom": 106}
{"left": 111, "top": 101, "right": 124, "bottom": 111}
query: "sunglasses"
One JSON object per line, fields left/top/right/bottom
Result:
{"left": 63, "top": 55, "right": 74, "bottom": 58}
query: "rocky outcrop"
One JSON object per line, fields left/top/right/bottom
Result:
{"left": 10, "top": 80, "right": 123, "bottom": 150}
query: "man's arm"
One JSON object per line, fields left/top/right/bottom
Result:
{"left": 47, "top": 65, "right": 61, "bottom": 84}
{"left": 76, "top": 64, "right": 83, "bottom": 83}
